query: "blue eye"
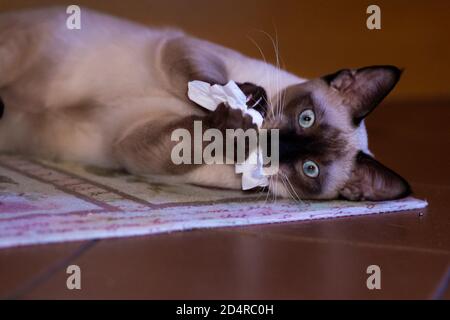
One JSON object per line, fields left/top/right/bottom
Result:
{"left": 303, "top": 160, "right": 319, "bottom": 178}
{"left": 298, "top": 109, "right": 315, "bottom": 128}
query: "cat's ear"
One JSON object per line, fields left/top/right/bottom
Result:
{"left": 339, "top": 151, "right": 411, "bottom": 201}
{"left": 323, "top": 65, "right": 402, "bottom": 125}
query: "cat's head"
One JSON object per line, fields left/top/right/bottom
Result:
{"left": 264, "top": 65, "right": 411, "bottom": 201}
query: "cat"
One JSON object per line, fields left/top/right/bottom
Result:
{"left": 0, "top": 7, "right": 411, "bottom": 201}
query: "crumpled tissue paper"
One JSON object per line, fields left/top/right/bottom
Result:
{"left": 188, "top": 80, "right": 270, "bottom": 190}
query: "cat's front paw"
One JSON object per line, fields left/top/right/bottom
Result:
{"left": 207, "top": 102, "right": 257, "bottom": 132}
{"left": 237, "top": 82, "right": 268, "bottom": 117}
{"left": 205, "top": 103, "right": 258, "bottom": 163}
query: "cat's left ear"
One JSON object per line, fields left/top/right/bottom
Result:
{"left": 323, "top": 65, "right": 402, "bottom": 125}
{"left": 340, "top": 151, "right": 411, "bottom": 201}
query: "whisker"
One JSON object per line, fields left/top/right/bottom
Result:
{"left": 263, "top": 28, "right": 284, "bottom": 119}
{"left": 248, "top": 30, "right": 289, "bottom": 131}
{"left": 257, "top": 29, "right": 282, "bottom": 117}
{"left": 253, "top": 31, "right": 280, "bottom": 116}
{"left": 274, "top": 173, "right": 279, "bottom": 204}
{"left": 255, "top": 184, "right": 267, "bottom": 202}
{"left": 264, "top": 175, "right": 272, "bottom": 205}
{"left": 246, "top": 33, "right": 278, "bottom": 121}
{"left": 279, "top": 173, "right": 296, "bottom": 202}
{"left": 281, "top": 172, "right": 303, "bottom": 203}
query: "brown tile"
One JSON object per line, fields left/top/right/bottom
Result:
{"left": 443, "top": 287, "right": 450, "bottom": 300}
{"left": 23, "top": 230, "right": 448, "bottom": 299}
{"left": 5, "top": 103, "right": 449, "bottom": 300}
{"left": 231, "top": 183, "right": 450, "bottom": 253}
{"left": 2, "top": 0, "right": 450, "bottom": 102}
{"left": 432, "top": 267, "right": 450, "bottom": 300}
{"left": 365, "top": 102, "right": 450, "bottom": 186}
{"left": 0, "top": 241, "right": 94, "bottom": 299}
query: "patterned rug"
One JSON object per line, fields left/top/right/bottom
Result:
{"left": 0, "top": 154, "right": 427, "bottom": 248}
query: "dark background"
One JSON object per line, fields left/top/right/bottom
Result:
{"left": 0, "top": 1, "right": 449, "bottom": 300}
{"left": 1, "top": 0, "right": 450, "bottom": 102}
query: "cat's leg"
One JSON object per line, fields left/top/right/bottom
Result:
{"left": 0, "top": 14, "right": 38, "bottom": 89}
{"left": 113, "top": 103, "right": 258, "bottom": 189}
{"left": 160, "top": 36, "right": 229, "bottom": 98}
{"left": 159, "top": 36, "right": 269, "bottom": 115}
{"left": 0, "top": 18, "right": 29, "bottom": 152}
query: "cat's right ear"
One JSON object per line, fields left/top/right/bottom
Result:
{"left": 323, "top": 65, "right": 402, "bottom": 125}
{"left": 339, "top": 151, "right": 411, "bottom": 201}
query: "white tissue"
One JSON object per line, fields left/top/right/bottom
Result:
{"left": 187, "top": 80, "right": 269, "bottom": 190}
{"left": 234, "top": 148, "right": 268, "bottom": 190}
{"left": 188, "top": 81, "right": 264, "bottom": 128}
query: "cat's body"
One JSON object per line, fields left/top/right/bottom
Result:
{"left": 0, "top": 7, "right": 411, "bottom": 200}
{"left": 0, "top": 8, "right": 300, "bottom": 188}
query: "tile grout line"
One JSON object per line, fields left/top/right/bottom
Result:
{"left": 412, "top": 182, "right": 450, "bottom": 190}
{"left": 3, "top": 240, "right": 99, "bottom": 300}
{"left": 219, "top": 229, "right": 450, "bottom": 256}
{"left": 431, "top": 265, "right": 450, "bottom": 300}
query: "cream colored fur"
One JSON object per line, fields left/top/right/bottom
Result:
{"left": 0, "top": 7, "right": 370, "bottom": 194}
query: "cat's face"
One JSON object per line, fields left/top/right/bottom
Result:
{"left": 264, "top": 65, "right": 411, "bottom": 201}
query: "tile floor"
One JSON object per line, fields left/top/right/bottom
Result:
{"left": 0, "top": 101, "right": 449, "bottom": 299}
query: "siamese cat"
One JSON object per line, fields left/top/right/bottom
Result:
{"left": 0, "top": 7, "right": 411, "bottom": 201}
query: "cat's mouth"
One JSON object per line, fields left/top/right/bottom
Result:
{"left": 267, "top": 175, "right": 293, "bottom": 199}
{"left": 263, "top": 164, "right": 300, "bottom": 200}
{"left": 239, "top": 83, "right": 269, "bottom": 118}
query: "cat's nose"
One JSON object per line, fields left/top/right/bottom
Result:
{"left": 279, "top": 139, "right": 300, "bottom": 163}
{"left": 263, "top": 129, "right": 308, "bottom": 164}
{"left": 270, "top": 130, "right": 303, "bottom": 163}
